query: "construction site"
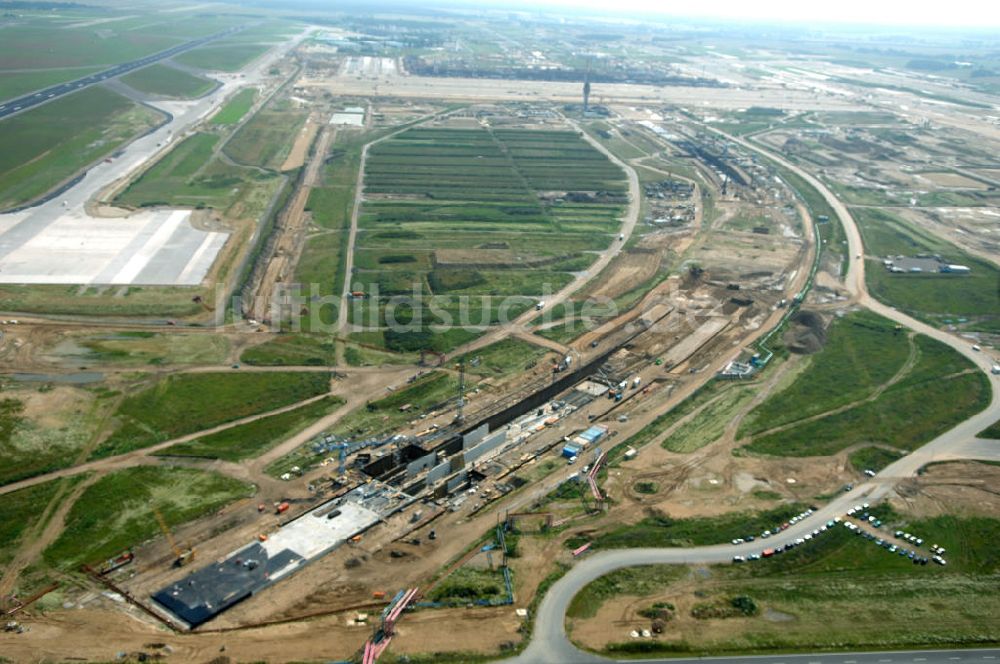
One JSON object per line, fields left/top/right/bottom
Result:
{"left": 2, "top": 6, "right": 1000, "bottom": 664}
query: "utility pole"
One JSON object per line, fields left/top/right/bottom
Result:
{"left": 456, "top": 356, "right": 466, "bottom": 424}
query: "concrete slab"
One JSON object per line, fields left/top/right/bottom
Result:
{"left": 0, "top": 208, "right": 228, "bottom": 286}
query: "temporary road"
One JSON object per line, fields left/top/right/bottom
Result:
{"left": 502, "top": 127, "right": 1000, "bottom": 664}
{"left": 0, "top": 26, "right": 245, "bottom": 118}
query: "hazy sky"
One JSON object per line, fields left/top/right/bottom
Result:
{"left": 521, "top": 0, "right": 1000, "bottom": 28}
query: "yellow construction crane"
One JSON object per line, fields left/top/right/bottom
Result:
{"left": 153, "top": 508, "right": 194, "bottom": 567}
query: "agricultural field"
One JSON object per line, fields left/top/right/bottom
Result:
{"left": 211, "top": 88, "right": 257, "bottom": 125}
{"left": 44, "top": 466, "right": 253, "bottom": 570}
{"left": 224, "top": 97, "right": 308, "bottom": 170}
{"left": 92, "top": 371, "right": 331, "bottom": 458}
{"left": 160, "top": 395, "right": 343, "bottom": 461}
{"left": 175, "top": 43, "right": 271, "bottom": 72}
{"left": 120, "top": 63, "right": 214, "bottom": 98}
{"left": 0, "top": 86, "right": 161, "bottom": 210}
{"left": 0, "top": 384, "right": 110, "bottom": 486}
{"left": 570, "top": 512, "right": 1000, "bottom": 656}
{"left": 741, "top": 314, "right": 989, "bottom": 456}
{"left": 352, "top": 125, "right": 627, "bottom": 350}
{"left": 854, "top": 208, "right": 1000, "bottom": 332}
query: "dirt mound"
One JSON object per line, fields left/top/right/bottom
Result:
{"left": 784, "top": 310, "right": 828, "bottom": 355}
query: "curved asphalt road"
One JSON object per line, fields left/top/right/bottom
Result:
{"left": 0, "top": 26, "right": 245, "bottom": 117}
{"left": 501, "top": 129, "right": 1000, "bottom": 664}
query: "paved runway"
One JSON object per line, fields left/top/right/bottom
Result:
{"left": 0, "top": 31, "right": 310, "bottom": 286}
{"left": 0, "top": 26, "right": 243, "bottom": 114}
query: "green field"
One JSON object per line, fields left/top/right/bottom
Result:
{"left": 0, "top": 17, "right": 231, "bottom": 70}
{"left": 241, "top": 334, "right": 338, "bottom": 366}
{"left": 0, "top": 284, "right": 210, "bottom": 318}
{"left": 120, "top": 63, "right": 214, "bottom": 98}
{"left": 458, "top": 338, "right": 551, "bottom": 379}
{"left": 0, "top": 67, "right": 101, "bottom": 101}
{"left": 44, "top": 466, "right": 253, "bottom": 569}
{"left": 0, "top": 86, "right": 161, "bottom": 210}
{"left": 211, "top": 88, "right": 257, "bottom": 125}
{"left": 854, "top": 208, "right": 1000, "bottom": 333}
{"left": 0, "top": 386, "right": 108, "bottom": 486}
{"left": 741, "top": 315, "right": 989, "bottom": 456}
{"left": 0, "top": 479, "right": 69, "bottom": 568}
{"left": 92, "top": 371, "right": 331, "bottom": 458}
{"left": 575, "top": 512, "right": 1000, "bottom": 656}
{"left": 174, "top": 43, "right": 271, "bottom": 72}
{"left": 224, "top": 97, "right": 308, "bottom": 170}
{"left": 980, "top": 420, "right": 1000, "bottom": 439}
{"left": 116, "top": 131, "right": 281, "bottom": 215}
{"left": 160, "top": 395, "right": 343, "bottom": 461}
{"left": 739, "top": 311, "right": 911, "bottom": 436}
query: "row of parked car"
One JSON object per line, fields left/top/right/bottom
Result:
{"left": 843, "top": 521, "right": 944, "bottom": 565}
{"left": 730, "top": 507, "right": 818, "bottom": 546}
{"left": 732, "top": 518, "right": 839, "bottom": 562}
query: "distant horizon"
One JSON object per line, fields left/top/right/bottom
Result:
{"left": 358, "top": 0, "right": 1000, "bottom": 30}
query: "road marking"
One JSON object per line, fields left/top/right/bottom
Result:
{"left": 913, "top": 659, "right": 926, "bottom": 662}
{"left": 844, "top": 660, "right": 856, "bottom": 663}
{"left": 879, "top": 659, "right": 892, "bottom": 662}
{"left": 982, "top": 658, "right": 996, "bottom": 661}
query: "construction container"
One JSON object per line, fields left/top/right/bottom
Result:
{"left": 276, "top": 502, "right": 290, "bottom": 514}
{"left": 579, "top": 425, "right": 608, "bottom": 444}
{"left": 562, "top": 443, "right": 583, "bottom": 459}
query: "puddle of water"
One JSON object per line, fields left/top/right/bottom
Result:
{"left": 10, "top": 372, "right": 105, "bottom": 384}
{"left": 763, "top": 608, "right": 796, "bottom": 622}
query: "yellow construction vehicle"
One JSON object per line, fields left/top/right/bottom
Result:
{"left": 153, "top": 508, "right": 195, "bottom": 567}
